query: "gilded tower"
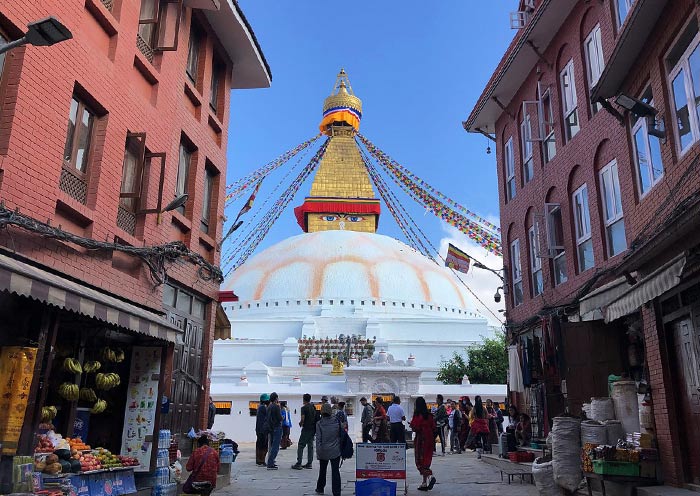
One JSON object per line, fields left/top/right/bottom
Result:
{"left": 294, "top": 70, "right": 381, "bottom": 233}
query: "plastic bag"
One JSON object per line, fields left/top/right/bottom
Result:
{"left": 170, "top": 461, "right": 182, "bottom": 482}
{"left": 532, "top": 457, "right": 558, "bottom": 496}
{"left": 552, "top": 417, "right": 582, "bottom": 492}
{"left": 187, "top": 427, "right": 196, "bottom": 439}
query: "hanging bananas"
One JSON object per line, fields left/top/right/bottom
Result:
{"left": 95, "top": 373, "right": 121, "bottom": 390}
{"left": 101, "top": 347, "right": 124, "bottom": 363}
{"left": 41, "top": 406, "right": 58, "bottom": 422}
{"left": 90, "top": 399, "right": 107, "bottom": 414}
{"left": 83, "top": 361, "right": 102, "bottom": 373}
{"left": 79, "top": 387, "right": 98, "bottom": 403}
{"left": 58, "top": 383, "right": 79, "bottom": 401}
{"left": 62, "top": 358, "right": 83, "bottom": 374}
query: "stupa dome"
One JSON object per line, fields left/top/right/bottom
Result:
{"left": 223, "top": 230, "right": 475, "bottom": 312}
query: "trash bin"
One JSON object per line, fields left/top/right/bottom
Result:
{"left": 355, "top": 478, "right": 397, "bottom": 496}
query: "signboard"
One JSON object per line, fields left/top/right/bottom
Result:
{"left": 120, "top": 347, "right": 161, "bottom": 472}
{"left": 356, "top": 443, "right": 406, "bottom": 480}
{"left": 0, "top": 347, "right": 37, "bottom": 455}
{"left": 371, "top": 393, "right": 395, "bottom": 404}
{"left": 306, "top": 357, "right": 322, "bottom": 367}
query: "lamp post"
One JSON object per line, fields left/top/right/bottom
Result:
{"left": 0, "top": 17, "right": 73, "bottom": 56}
{"left": 472, "top": 261, "right": 507, "bottom": 303}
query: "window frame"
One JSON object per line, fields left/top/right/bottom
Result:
{"left": 119, "top": 132, "right": 147, "bottom": 213}
{"left": 599, "top": 159, "right": 626, "bottom": 257}
{"left": 0, "top": 28, "right": 7, "bottom": 83}
{"left": 62, "top": 96, "right": 96, "bottom": 177}
{"left": 520, "top": 113, "right": 534, "bottom": 184}
{"left": 186, "top": 23, "right": 202, "bottom": 84}
{"left": 631, "top": 87, "right": 664, "bottom": 198}
{"left": 667, "top": 27, "right": 700, "bottom": 156}
{"left": 560, "top": 59, "right": 580, "bottom": 141}
{"left": 176, "top": 140, "right": 193, "bottom": 214}
{"left": 504, "top": 137, "right": 516, "bottom": 201}
{"left": 528, "top": 222, "right": 543, "bottom": 296}
{"left": 510, "top": 239, "right": 523, "bottom": 307}
{"left": 210, "top": 55, "right": 225, "bottom": 114}
{"left": 616, "top": 0, "right": 634, "bottom": 28}
{"left": 584, "top": 24, "right": 605, "bottom": 114}
{"left": 540, "top": 87, "right": 557, "bottom": 162}
{"left": 545, "top": 203, "right": 568, "bottom": 286}
{"left": 572, "top": 184, "right": 594, "bottom": 273}
{"left": 200, "top": 166, "right": 216, "bottom": 234}
{"left": 138, "top": 0, "right": 183, "bottom": 53}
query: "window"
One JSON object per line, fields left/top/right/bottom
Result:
{"left": 528, "top": 222, "right": 543, "bottom": 296}
{"left": 520, "top": 114, "right": 534, "bottom": 183}
{"left": 0, "top": 30, "right": 7, "bottom": 82}
{"left": 584, "top": 25, "right": 605, "bottom": 113}
{"left": 632, "top": 86, "right": 664, "bottom": 196}
{"left": 572, "top": 185, "right": 594, "bottom": 272}
{"left": 545, "top": 203, "right": 567, "bottom": 285}
{"left": 505, "top": 137, "right": 516, "bottom": 201}
{"left": 63, "top": 96, "right": 95, "bottom": 174}
{"left": 616, "top": 0, "right": 634, "bottom": 27}
{"left": 176, "top": 141, "right": 192, "bottom": 214}
{"left": 560, "top": 60, "right": 580, "bottom": 141}
{"left": 138, "top": 0, "right": 182, "bottom": 59}
{"left": 667, "top": 20, "right": 700, "bottom": 154}
{"left": 599, "top": 160, "right": 626, "bottom": 257}
{"left": 201, "top": 166, "right": 217, "bottom": 234}
{"left": 186, "top": 25, "right": 201, "bottom": 84}
{"left": 541, "top": 88, "right": 557, "bottom": 162}
{"left": 210, "top": 56, "right": 224, "bottom": 113}
{"left": 119, "top": 133, "right": 146, "bottom": 213}
{"left": 138, "top": 0, "right": 158, "bottom": 50}
{"left": 510, "top": 239, "right": 523, "bottom": 307}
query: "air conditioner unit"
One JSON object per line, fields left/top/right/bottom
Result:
{"left": 510, "top": 11, "right": 529, "bottom": 29}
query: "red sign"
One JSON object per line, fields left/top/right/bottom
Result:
{"left": 356, "top": 470, "right": 406, "bottom": 479}
{"left": 306, "top": 357, "right": 322, "bottom": 368}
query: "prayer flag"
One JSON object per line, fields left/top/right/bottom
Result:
{"left": 445, "top": 243, "right": 470, "bottom": 274}
{"left": 234, "top": 179, "right": 263, "bottom": 222}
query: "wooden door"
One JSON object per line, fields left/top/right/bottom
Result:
{"left": 670, "top": 317, "right": 700, "bottom": 483}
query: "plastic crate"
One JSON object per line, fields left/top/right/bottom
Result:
{"left": 592, "top": 460, "right": 640, "bottom": 477}
{"left": 356, "top": 478, "right": 396, "bottom": 496}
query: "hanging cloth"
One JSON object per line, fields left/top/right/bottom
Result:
{"left": 508, "top": 345, "right": 525, "bottom": 392}
{"left": 522, "top": 338, "right": 532, "bottom": 387}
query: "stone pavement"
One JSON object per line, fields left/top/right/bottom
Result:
{"left": 215, "top": 443, "right": 539, "bottom": 495}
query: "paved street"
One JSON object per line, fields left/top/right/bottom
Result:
{"left": 217, "top": 443, "right": 538, "bottom": 496}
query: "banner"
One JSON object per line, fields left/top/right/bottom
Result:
{"left": 356, "top": 443, "right": 406, "bottom": 480}
{"left": 0, "top": 346, "right": 37, "bottom": 455}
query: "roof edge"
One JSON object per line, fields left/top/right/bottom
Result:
{"left": 231, "top": 0, "right": 272, "bottom": 84}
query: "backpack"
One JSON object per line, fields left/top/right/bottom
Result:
{"left": 339, "top": 420, "right": 354, "bottom": 462}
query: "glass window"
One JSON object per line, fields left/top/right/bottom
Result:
{"left": 585, "top": 25, "right": 605, "bottom": 114}
{"left": 528, "top": 223, "right": 543, "bottom": 296}
{"left": 163, "top": 284, "right": 177, "bottom": 306}
{"left": 546, "top": 204, "right": 568, "bottom": 286}
{"left": 541, "top": 89, "right": 556, "bottom": 162}
{"left": 138, "top": 0, "right": 158, "bottom": 47}
{"left": 176, "top": 290, "right": 192, "bottom": 313}
{"left": 63, "top": 97, "right": 95, "bottom": 174}
{"left": 510, "top": 239, "right": 523, "bottom": 307}
{"left": 504, "top": 137, "right": 516, "bottom": 201}
{"left": 192, "top": 298, "right": 205, "bottom": 319}
{"left": 0, "top": 31, "right": 7, "bottom": 82}
{"left": 186, "top": 26, "right": 201, "bottom": 83}
{"left": 572, "top": 185, "right": 594, "bottom": 272}
{"left": 176, "top": 141, "right": 192, "bottom": 213}
{"left": 201, "top": 167, "right": 216, "bottom": 233}
{"left": 616, "top": 0, "right": 634, "bottom": 27}
{"left": 210, "top": 57, "right": 224, "bottom": 113}
{"left": 520, "top": 114, "right": 534, "bottom": 184}
{"left": 560, "top": 60, "right": 580, "bottom": 141}
{"left": 120, "top": 134, "right": 145, "bottom": 212}
{"left": 631, "top": 87, "right": 664, "bottom": 197}
{"left": 668, "top": 21, "right": 700, "bottom": 154}
{"left": 599, "top": 160, "right": 626, "bottom": 257}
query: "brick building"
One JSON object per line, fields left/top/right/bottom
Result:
{"left": 0, "top": 0, "right": 268, "bottom": 477}
{"left": 465, "top": 0, "right": 700, "bottom": 486}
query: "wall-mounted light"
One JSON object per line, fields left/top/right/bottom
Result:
{"left": 615, "top": 93, "right": 666, "bottom": 140}
{"left": 0, "top": 17, "right": 73, "bottom": 56}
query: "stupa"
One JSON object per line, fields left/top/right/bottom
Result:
{"left": 211, "top": 71, "right": 504, "bottom": 441}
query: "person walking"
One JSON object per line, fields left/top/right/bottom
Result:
{"left": 315, "top": 403, "right": 342, "bottom": 496}
{"left": 410, "top": 397, "right": 437, "bottom": 491}
{"left": 255, "top": 394, "right": 270, "bottom": 466}
{"left": 336, "top": 401, "right": 348, "bottom": 431}
{"left": 360, "top": 397, "right": 374, "bottom": 443}
{"left": 372, "top": 398, "right": 389, "bottom": 442}
{"left": 465, "top": 395, "right": 490, "bottom": 459}
{"left": 184, "top": 435, "right": 220, "bottom": 496}
{"left": 434, "top": 395, "right": 448, "bottom": 456}
{"left": 292, "top": 393, "right": 317, "bottom": 470}
{"left": 449, "top": 400, "right": 462, "bottom": 454}
{"left": 387, "top": 396, "right": 406, "bottom": 444}
{"left": 458, "top": 401, "right": 470, "bottom": 452}
{"left": 266, "top": 392, "right": 283, "bottom": 470}
{"left": 281, "top": 401, "right": 293, "bottom": 449}
{"left": 207, "top": 397, "right": 216, "bottom": 430}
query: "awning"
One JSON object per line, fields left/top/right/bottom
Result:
{"left": 591, "top": 0, "right": 669, "bottom": 101}
{"left": 605, "top": 254, "right": 687, "bottom": 323}
{"left": 578, "top": 276, "right": 632, "bottom": 321}
{"left": 214, "top": 303, "right": 231, "bottom": 340}
{"left": 0, "top": 252, "right": 181, "bottom": 342}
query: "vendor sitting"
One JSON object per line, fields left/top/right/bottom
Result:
{"left": 185, "top": 436, "right": 220, "bottom": 496}
{"left": 515, "top": 414, "right": 532, "bottom": 447}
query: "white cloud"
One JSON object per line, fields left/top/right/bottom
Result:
{"left": 437, "top": 222, "right": 505, "bottom": 327}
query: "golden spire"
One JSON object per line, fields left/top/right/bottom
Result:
{"left": 319, "top": 69, "right": 363, "bottom": 135}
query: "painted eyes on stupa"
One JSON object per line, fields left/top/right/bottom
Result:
{"left": 320, "top": 215, "right": 339, "bottom": 222}
{"left": 347, "top": 216, "right": 364, "bottom": 222}
{"left": 318, "top": 215, "right": 365, "bottom": 222}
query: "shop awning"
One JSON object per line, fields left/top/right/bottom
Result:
{"left": 604, "top": 254, "right": 686, "bottom": 323}
{"left": 578, "top": 276, "right": 632, "bottom": 321}
{"left": 0, "top": 252, "right": 181, "bottom": 342}
{"left": 590, "top": 0, "right": 669, "bottom": 102}
{"left": 214, "top": 303, "right": 231, "bottom": 340}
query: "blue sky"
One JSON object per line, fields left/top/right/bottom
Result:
{"left": 223, "top": 1, "right": 516, "bottom": 322}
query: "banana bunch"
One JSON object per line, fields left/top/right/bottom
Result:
{"left": 58, "top": 383, "right": 79, "bottom": 401}
{"left": 63, "top": 358, "right": 83, "bottom": 374}
{"left": 83, "top": 361, "right": 102, "bottom": 373}
{"left": 95, "top": 373, "right": 121, "bottom": 390}
{"left": 79, "top": 387, "right": 97, "bottom": 403}
{"left": 90, "top": 399, "right": 107, "bottom": 414}
{"left": 101, "top": 347, "right": 124, "bottom": 363}
{"left": 115, "top": 349, "right": 125, "bottom": 363}
{"left": 41, "top": 406, "right": 58, "bottom": 422}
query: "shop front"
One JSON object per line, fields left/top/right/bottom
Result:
{"left": 0, "top": 252, "right": 180, "bottom": 494}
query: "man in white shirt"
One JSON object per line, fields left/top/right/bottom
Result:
{"left": 386, "top": 396, "right": 406, "bottom": 444}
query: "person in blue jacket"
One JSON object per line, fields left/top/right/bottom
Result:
{"left": 281, "top": 401, "right": 294, "bottom": 449}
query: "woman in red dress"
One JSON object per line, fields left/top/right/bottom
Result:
{"left": 372, "top": 398, "right": 389, "bottom": 442}
{"left": 410, "top": 397, "right": 437, "bottom": 491}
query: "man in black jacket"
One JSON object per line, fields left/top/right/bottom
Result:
{"left": 292, "top": 393, "right": 318, "bottom": 470}
{"left": 255, "top": 393, "right": 270, "bottom": 466}
{"left": 266, "top": 392, "right": 283, "bottom": 470}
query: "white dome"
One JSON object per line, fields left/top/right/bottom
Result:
{"left": 224, "top": 231, "right": 474, "bottom": 310}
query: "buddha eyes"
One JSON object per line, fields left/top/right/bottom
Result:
{"left": 347, "top": 216, "right": 364, "bottom": 222}
{"left": 318, "top": 215, "right": 364, "bottom": 222}
{"left": 320, "top": 215, "right": 338, "bottom": 222}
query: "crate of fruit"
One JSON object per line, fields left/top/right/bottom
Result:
{"left": 592, "top": 460, "right": 640, "bottom": 477}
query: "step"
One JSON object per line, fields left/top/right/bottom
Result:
{"left": 638, "top": 486, "right": 700, "bottom": 496}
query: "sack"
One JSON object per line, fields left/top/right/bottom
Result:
{"left": 532, "top": 457, "right": 558, "bottom": 496}
{"left": 339, "top": 422, "right": 354, "bottom": 460}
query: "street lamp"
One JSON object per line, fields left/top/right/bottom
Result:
{"left": 472, "top": 261, "right": 506, "bottom": 303}
{"left": 0, "top": 17, "right": 73, "bottom": 56}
